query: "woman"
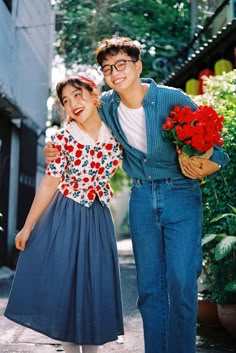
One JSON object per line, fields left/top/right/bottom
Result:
{"left": 4, "top": 75, "right": 124, "bottom": 353}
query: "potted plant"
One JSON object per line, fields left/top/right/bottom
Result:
{"left": 201, "top": 205, "right": 236, "bottom": 338}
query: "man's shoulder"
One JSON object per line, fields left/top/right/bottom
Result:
{"left": 149, "top": 79, "right": 184, "bottom": 95}
{"left": 100, "top": 89, "right": 116, "bottom": 103}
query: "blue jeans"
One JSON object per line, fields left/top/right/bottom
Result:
{"left": 129, "top": 178, "right": 203, "bottom": 353}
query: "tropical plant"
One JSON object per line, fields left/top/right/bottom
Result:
{"left": 202, "top": 205, "right": 236, "bottom": 304}
{"left": 52, "top": 0, "right": 191, "bottom": 81}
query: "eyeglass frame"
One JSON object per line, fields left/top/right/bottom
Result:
{"left": 100, "top": 59, "right": 138, "bottom": 76}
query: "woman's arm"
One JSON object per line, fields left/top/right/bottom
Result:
{"left": 15, "top": 174, "right": 60, "bottom": 251}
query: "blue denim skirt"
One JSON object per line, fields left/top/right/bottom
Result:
{"left": 5, "top": 191, "right": 124, "bottom": 344}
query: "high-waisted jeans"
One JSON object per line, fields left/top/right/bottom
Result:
{"left": 129, "top": 178, "right": 203, "bottom": 353}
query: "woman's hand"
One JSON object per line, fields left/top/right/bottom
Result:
{"left": 44, "top": 142, "right": 59, "bottom": 164}
{"left": 15, "top": 228, "right": 31, "bottom": 251}
{"left": 179, "top": 154, "right": 220, "bottom": 179}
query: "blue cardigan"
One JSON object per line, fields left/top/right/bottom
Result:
{"left": 99, "top": 78, "right": 229, "bottom": 180}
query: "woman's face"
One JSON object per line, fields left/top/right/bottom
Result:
{"left": 61, "top": 84, "right": 97, "bottom": 125}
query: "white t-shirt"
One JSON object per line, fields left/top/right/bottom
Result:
{"left": 118, "top": 101, "right": 147, "bottom": 153}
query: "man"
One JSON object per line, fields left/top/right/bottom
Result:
{"left": 45, "top": 37, "right": 229, "bottom": 353}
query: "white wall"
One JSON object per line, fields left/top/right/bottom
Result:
{"left": 0, "top": 0, "right": 52, "bottom": 128}
{"left": 0, "top": 0, "right": 53, "bottom": 252}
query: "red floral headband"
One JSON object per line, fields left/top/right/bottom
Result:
{"left": 77, "top": 75, "right": 97, "bottom": 89}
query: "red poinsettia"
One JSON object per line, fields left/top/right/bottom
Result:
{"left": 162, "top": 105, "right": 224, "bottom": 157}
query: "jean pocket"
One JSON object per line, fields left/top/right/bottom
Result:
{"left": 169, "top": 178, "right": 199, "bottom": 190}
{"left": 130, "top": 179, "right": 143, "bottom": 192}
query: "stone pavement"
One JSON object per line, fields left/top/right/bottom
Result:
{"left": 0, "top": 239, "right": 235, "bottom": 353}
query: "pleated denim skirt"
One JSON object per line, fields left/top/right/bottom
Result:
{"left": 4, "top": 191, "right": 124, "bottom": 345}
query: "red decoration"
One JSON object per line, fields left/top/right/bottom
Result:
{"left": 198, "top": 69, "right": 214, "bottom": 94}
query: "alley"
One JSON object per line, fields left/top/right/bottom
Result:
{"left": 0, "top": 239, "right": 235, "bottom": 353}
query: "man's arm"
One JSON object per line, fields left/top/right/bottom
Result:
{"left": 44, "top": 141, "right": 60, "bottom": 164}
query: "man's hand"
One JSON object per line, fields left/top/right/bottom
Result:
{"left": 44, "top": 142, "right": 59, "bottom": 164}
{"left": 179, "top": 154, "right": 220, "bottom": 179}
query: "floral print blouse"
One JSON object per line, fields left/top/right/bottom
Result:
{"left": 46, "top": 121, "right": 123, "bottom": 207}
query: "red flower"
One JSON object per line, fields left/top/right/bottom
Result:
{"left": 105, "top": 143, "right": 113, "bottom": 151}
{"left": 75, "top": 159, "right": 81, "bottom": 166}
{"left": 65, "top": 145, "right": 74, "bottom": 153}
{"left": 113, "top": 160, "right": 119, "bottom": 166}
{"left": 98, "top": 167, "right": 105, "bottom": 174}
{"left": 162, "top": 105, "right": 224, "bottom": 157}
{"left": 63, "top": 188, "right": 69, "bottom": 196}
{"left": 77, "top": 143, "right": 84, "bottom": 149}
{"left": 87, "top": 189, "right": 96, "bottom": 200}
{"left": 75, "top": 150, "right": 82, "bottom": 158}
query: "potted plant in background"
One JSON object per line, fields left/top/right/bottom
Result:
{"left": 202, "top": 205, "right": 236, "bottom": 339}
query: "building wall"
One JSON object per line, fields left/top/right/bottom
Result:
{"left": 0, "top": 0, "right": 53, "bottom": 266}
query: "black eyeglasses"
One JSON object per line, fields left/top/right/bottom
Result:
{"left": 101, "top": 59, "right": 138, "bottom": 76}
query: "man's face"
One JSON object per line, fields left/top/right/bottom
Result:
{"left": 101, "top": 51, "right": 142, "bottom": 94}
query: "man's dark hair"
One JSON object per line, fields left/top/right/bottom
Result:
{"left": 95, "top": 37, "right": 141, "bottom": 66}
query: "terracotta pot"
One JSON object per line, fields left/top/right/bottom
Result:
{"left": 217, "top": 304, "right": 236, "bottom": 339}
{"left": 197, "top": 299, "right": 220, "bottom": 326}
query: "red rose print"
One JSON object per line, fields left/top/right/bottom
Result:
{"left": 113, "top": 160, "right": 119, "bottom": 166}
{"left": 57, "top": 134, "right": 63, "bottom": 140}
{"left": 98, "top": 191, "right": 103, "bottom": 197}
{"left": 90, "top": 161, "right": 96, "bottom": 168}
{"left": 105, "top": 143, "right": 113, "bottom": 150}
{"left": 65, "top": 145, "right": 74, "bottom": 153}
{"left": 87, "top": 190, "right": 96, "bottom": 200}
{"left": 77, "top": 143, "right": 84, "bottom": 149}
{"left": 55, "top": 157, "right": 61, "bottom": 164}
{"left": 63, "top": 189, "right": 69, "bottom": 196}
{"left": 74, "top": 183, "right": 79, "bottom": 190}
{"left": 95, "top": 162, "right": 100, "bottom": 169}
{"left": 76, "top": 150, "right": 82, "bottom": 158}
{"left": 83, "top": 177, "right": 89, "bottom": 183}
{"left": 90, "top": 149, "right": 95, "bottom": 156}
{"left": 75, "top": 159, "right": 81, "bottom": 166}
{"left": 97, "top": 151, "right": 103, "bottom": 158}
{"left": 98, "top": 167, "right": 105, "bottom": 174}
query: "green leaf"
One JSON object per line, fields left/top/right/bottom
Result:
{"left": 225, "top": 281, "right": 236, "bottom": 292}
{"left": 202, "top": 233, "right": 226, "bottom": 246}
{"left": 211, "top": 213, "right": 236, "bottom": 223}
{"left": 215, "top": 236, "right": 236, "bottom": 260}
{"left": 202, "top": 233, "right": 218, "bottom": 246}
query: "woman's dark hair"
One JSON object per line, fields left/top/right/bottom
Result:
{"left": 56, "top": 75, "right": 98, "bottom": 106}
{"left": 95, "top": 37, "right": 141, "bottom": 66}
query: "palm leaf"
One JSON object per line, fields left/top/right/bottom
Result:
{"left": 215, "top": 236, "right": 236, "bottom": 260}
{"left": 202, "top": 233, "right": 226, "bottom": 246}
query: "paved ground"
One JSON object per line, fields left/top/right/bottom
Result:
{"left": 0, "top": 238, "right": 235, "bottom": 353}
